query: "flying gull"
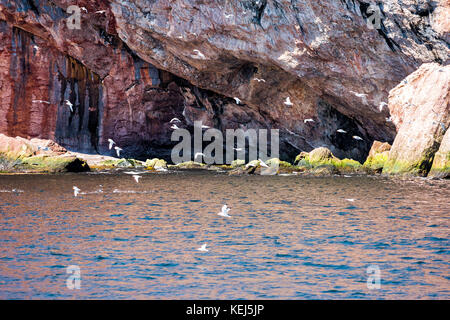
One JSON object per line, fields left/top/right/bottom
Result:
{"left": 197, "top": 244, "right": 209, "bottom": 252}
{"left": 218, "top": 205, "right": 231, "bottom": 218}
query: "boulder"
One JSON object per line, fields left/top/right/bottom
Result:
{"left": 384, "top": 63, "right": 450, "bottom": 176}
{"left": 363, "top": 141, "right": 392, "bottom": 172}
{"left": 428, "top": 129, "right": 450, "bottom": 178}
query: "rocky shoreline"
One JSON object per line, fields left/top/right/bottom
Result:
{"left": 0, "top": 1, "right": 448, "bottom": 176}
{"left": 1, "top": 133, "right": 448, "bottom": 179}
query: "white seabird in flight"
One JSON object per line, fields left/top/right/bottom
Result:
{"left": 108, "top": 139, "right": 116, "bottom": 150}
{"left": 284, "top": 97, "right": 293, "bottom": 106}
{"left": 197, "top": 244, "right": 209, "bottom": 252}
{"left": 114, "top": 146, "right": 123, "bottom": 157}
{"left": 218, "top": 205, "right": 231, "bottom": 218}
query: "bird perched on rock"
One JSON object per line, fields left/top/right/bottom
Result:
{"left": 337, "top": 129, "right": 347, "bottom": 133}
{"left": 234, "top": 97, "right": 242, "bottom": 105}
{"left": 352, "top": 136, "right": 363, "bottom": 141}
{"left": 304, "top": 119, "right": 314, "bottom": 123}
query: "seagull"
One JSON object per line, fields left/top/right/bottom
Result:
{"left": 108, "top": 139, "right": 116, "bottom": 150}
{"left": 114, "top": 146, "right": 123, "bottom": 157}
{"left": 386, "top": 117, "right": 392, "bottom": 122}
{"left": 284, "top": 97, "right": 293, "bottom": 106}
{"left": 32, "top": 100, "right": 50, "bottom": 104}
{"left": 353, "top": 136, "right": 363, "bottom": 141}
{"left": 33, "top": 45, "right": 39, "bottom": 51}
{"left": 95, "top": 10, "right": 106, "bottom": 14}
{"left": 379, "top": 102, "right": 388, "bottom": 112}
{"left": 346, "top": 198, "right": 355, "bottom": 202}
{"left": 194, "top": 152, "right": 205, "bottom": 160}
{"left": 73, "top": 186, "right": 80, "bottom": 197}
{"left": 201, "top": 125, "right": 210, "bottom": 129}
{"left": 350, "top": 91, "right": 368, "bottom": 99}
{"left": 253, "top": 78, "right": 266, "bottom": 82}
{"left": 124, "top": 171, "right": 141, "bottom": 175}
{"left": 170, "top": 118, "right": 181, "bottom": 123}
{"left": 171, "top": 124, "right": 180, "bottom": 130}
{"left": 81, "top": 7, "right": 88, "bottom": 13}
{"left": 304, "top": 119, "right": 314, "bottom": 123}
{"left": 197, "top": 244, "right": 208, "bottom": 252}
{"left": 64, "top": 100, "right": 73, "bottom": 112}
{"left": 337, "top": 129, "right": 347, "bottom": 133}
{"left": 234, "top": 97, "right": 241, "bottom": 105}
{"left": 132, "top": 175, "right": 142, "bottom": 183}
{"left": 192, "top": 49, "right": 206, "bottom": 59}
{"left": 218, "top": 205, "right": 231, "bottom": 218}
{"left": 259, "top": 159, "right": 269, "bottom": 168}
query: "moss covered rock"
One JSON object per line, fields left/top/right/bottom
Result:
{"left": 145, "top": 158, "right": 168, "bottom": 169}
{"left": 169, "top": 161, "right": 206, "bottom": 169}
{"left": 100, "top": 158, "right": 143, "bottom": 168}
{"left": 295, "top": 147, "right": 362, "bottom": 175}
{"left": 363, "top": 141, "right": 391, "bottom": 173}
{"left": 21, "top": 156, "right": 90, "bottom": 173}
{"left": 231, "top": 159, "right": 246, "bottom": 168}
{"left": 428, "top": 130, "right": 450, "bottom": 178}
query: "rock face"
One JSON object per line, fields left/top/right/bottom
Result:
{"left": 363, "top": 140, "right": 391, "bottom": 172}
{"left": 0, "top": 1, "right": 449, "bottom": 163}
{"left": 429, "top": 129, "right": 450, "bottom": 178}
{"left": 384, "top": 63, "right": 449, "bottom": 176}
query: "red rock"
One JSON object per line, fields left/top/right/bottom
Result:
{"left": 0, "top": 1, "right": 449, "bottom": 164}
{"left": 384, "top": 63, "right": 450, "bottom": 176}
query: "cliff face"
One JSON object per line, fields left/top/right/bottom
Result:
{"left": 0, "top": 0, "right": 448, "bottom": 162}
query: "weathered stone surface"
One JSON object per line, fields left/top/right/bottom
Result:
{"left": 0, "top": 0, "right": 449, "bottom": 164}
{"left": 363, "top": 140, "right": 391, "bottom": 172}
{"left": 295, "top": 147, "right": 363, "bottom": 175}
{"left": 384, "top": 63, "right": 450, "bottom": 176}
{"left": 429, "top": 129, "right": 450, "bottom": 178}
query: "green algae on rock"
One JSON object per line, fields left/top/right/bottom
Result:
{"left": 363, "top": 141, "right": 391, "bottom": 173}
{"left": 145, "top": 158, "right": 168, "bottom": 169}
{"left": 428, "top": 130, "right": 450, "bottom": 179}
{"left": 99, "top": 158, "right": 144, "bottom": 168}
{"left": 295, "top": 147, "right": 363, "bottom": 175}
{"left": 169, "top": 161, "right": 206, "bottom": 169}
